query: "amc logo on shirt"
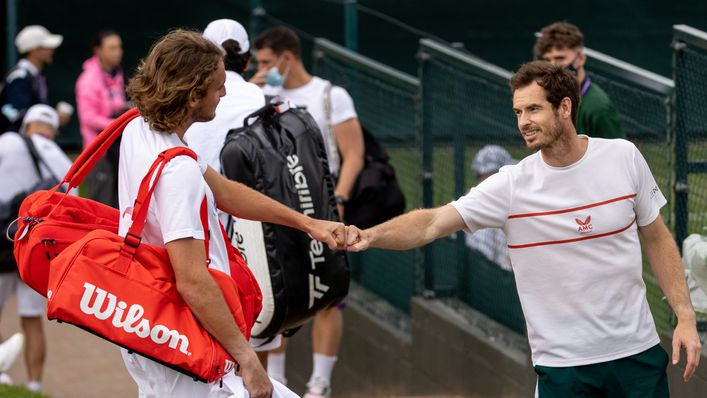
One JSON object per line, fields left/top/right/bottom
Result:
{"left": 575, "top": 215, "right": 593, "bottom": 233}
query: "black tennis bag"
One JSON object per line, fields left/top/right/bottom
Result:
{"left": 220, "top": 99, "right": 349, "bottom": 339}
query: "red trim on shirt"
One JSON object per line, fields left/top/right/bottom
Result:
{"left": 508, "top": 194, "right": 637, "bottom": 219}
{"left": 507, "top": 218, "right": 637, "bottom": 249}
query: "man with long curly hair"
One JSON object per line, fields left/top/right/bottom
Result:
{"left": 119, "top": 29, "right": 346, "bottom": 398}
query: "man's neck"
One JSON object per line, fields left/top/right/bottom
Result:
{"left": 283, "top": 63, "right": 312, "bottom": 90}
{"left": 576, "top": 68, "right": 587, "bottom": 88}
{"left": 174, "top": 123, "right": 191, "bottom": 143}
{"left": 540, "top": 129, "right": 588, "bottom": 168}
{"left": 25, "top": 56, "right": 44, "bottom": 72}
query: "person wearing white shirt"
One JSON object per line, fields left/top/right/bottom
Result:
{"left": 252, "top": 26, "right": 364, "bottom": 398}
{"left": 185, "top": 18, "right": 282, "bottom": 355}
{"left": 121, "top": 29, "right": 344, "bottom": 398}
{"left": 344, "top": 61, "right": 701, "bottom": 397}
{"left": 0, "top": 104, "right": 76, "bottom": 393}
{"left": 185, "top": 19, "right": 265, "bottom": 173}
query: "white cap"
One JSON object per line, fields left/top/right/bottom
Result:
{"left": 203, "top": 19, "right": 249, "bottom": 54}
{"left": 21, "top": 104, "right": 59, "bottom": 132}
{"left": 471, "top": 145, "right": 516, "bottom": 176}
{"left": 15, "top": 25, "right": 63, "bottom": 54}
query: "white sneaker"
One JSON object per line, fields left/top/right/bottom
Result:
{"left": 303, "top": 377, "right": 331, "bottom": 398}
{"left": 0, "top": 372, "right": 12, "bottom": 385}
{"left": 0, "top": 333, "right": 24, "bottom": 373}
{"left": 26, "top": 380, "right": 42, "bottom": 392}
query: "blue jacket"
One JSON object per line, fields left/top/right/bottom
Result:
{"left": 0, "top": 59, "right": 48, "bottom": 133}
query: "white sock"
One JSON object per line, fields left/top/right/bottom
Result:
{"left": 26, "top": 380, "right": 41, "bottom": 392}
{"left": 267, "top": 352, "right": 287, "bottom": 384}
{"left": 310, "top": 353, "right": 337, "bottom": 387}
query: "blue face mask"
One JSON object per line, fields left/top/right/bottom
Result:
{"left": 265, "top": 57, "right": 289, "bottom": 87}
{"left": 266, "top": 66, "right": 284, "bottom": 87}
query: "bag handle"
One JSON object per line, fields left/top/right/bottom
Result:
{"left": 115, "top": 147, "right": 208, "bottom": 273}
{"left": 62, "top": 108, "right": 140, "bottom": 189}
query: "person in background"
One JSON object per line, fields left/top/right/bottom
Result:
{"left": 465, "top": 145, "right": 515, "bottom": 271}
{"left": 252, "top": 26, "right": 365, "bottom": 398}
{"left": 185, "top": 18, "right": 265, "bottom": 173}
{"left": 0, "top": 105, "right": 77, "bottom": 393}
{"left": 1, "top": 25, "right": 70, "bottom": 134}
{"left": 534, "top": 21, "right": 625, "bottom": 139}
{"left": 75, "top": 29, "right": 127, "bottom": 207}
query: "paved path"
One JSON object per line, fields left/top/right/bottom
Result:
{"left": 1, "top": 295, "right": 136, "bottom": 398}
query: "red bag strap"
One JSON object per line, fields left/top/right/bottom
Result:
{"left": 62, "top": 108, "right": 140, "bottom": 189}
{"left": 115, "top": 147, "right": 205, "bottom": 273}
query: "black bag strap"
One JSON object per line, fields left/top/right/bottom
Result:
{"left": 20, "top": 134, "right": 60, "bottom": 183}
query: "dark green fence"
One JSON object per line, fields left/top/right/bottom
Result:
{"left": 312, "top": 38, "right": 423, "bottom": 313}
{"left": 673, "top": 25, "right": 707, "bottom": 249}
{"left": 583, "top": 46, "right": 675, "bottom": 333}
{"left": 417, "top": 39, "right": 526, "bottom": 333}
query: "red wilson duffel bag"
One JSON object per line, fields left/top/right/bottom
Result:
{"left": 46, "top": 146, "right": 261, "bottom": 382}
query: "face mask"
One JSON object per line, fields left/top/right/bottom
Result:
{"left": 265, "top": 57, "right": 290, "bottom": 87}
{"left": 566, "top": 52, "right": 581, "bottom": 76}
{"left": 266, "top": 66, "right": 284, "bottom": 86}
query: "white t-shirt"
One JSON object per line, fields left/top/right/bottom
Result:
{"left": 0, "top": 132, "right": 77, "bottom": 203}
{"left": 185, "top": 71, "right": 265, "bottom": 172}
{"left": 451, "top": 136, "right": 666, "bottom": 367}
{"left": 263, "top": 76, "right": 357, "bottom": 175}
{"left": 118, "top": 118, "right": 230, "bottom": 275}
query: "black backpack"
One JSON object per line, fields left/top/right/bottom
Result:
{"left": 322, "top": 84, "right": 406, "bottom": 229}
{"left": 0, "top": 134, "right": 61, "bottom": 272}
{"left": 220, "top": 99, "right": 350, "bottom": 339}
{"left": 344, "top": 126, "right": 406, "bottom": 229}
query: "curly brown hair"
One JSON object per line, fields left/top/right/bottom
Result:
{"left": 534, "top": 22, "right": 584, "bottom": 58}
{"left": 510, "top": 61, "right": 580, "bottom": 126}
{"left": 127, "top": 29, "right": 224, "bottom": 132}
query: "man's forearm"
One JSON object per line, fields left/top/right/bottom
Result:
{"left": 335, "top": 155, "right": 364, "bottom": 199}
{"left": 645, "top": 230, "right": 695, "bottom": 322}
{"left": 367, "top": 208, "right": 441, "bottom": 250}
{"left": 208, "top": 170, "right": 313, "bottom": 233}
{"left": 178, "top": 275, "right": 256, "bottom": 361}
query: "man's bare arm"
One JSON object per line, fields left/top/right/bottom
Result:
{"left": 166, "top": 238, "right": 272, "bottom": 398}
{"left": 347, "top": 204, "right": 466, "bottom": 251}
{"left": 640, "top": 215, "right": 701, "bottom": 381}
{"left": 203, "top": 166, "right": 344, "bottom": 248}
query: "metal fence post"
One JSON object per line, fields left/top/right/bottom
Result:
{"left": 250, "top": 0, "right": 265, "bottom": 38}
{"left": 344, "top": 0, "right": 358, "bottom": 52}
{"left": 418, "top": 48, "right": 435, "bottom": 295}
{"left": 6, "top": 0, "right": 18, "bottom": 73}
{"left": 673, "top": 40, "right": 689, "bottom": 248}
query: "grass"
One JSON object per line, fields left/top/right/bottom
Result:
{"left": 0, "top": 385, "right": 50, "bottom": 398}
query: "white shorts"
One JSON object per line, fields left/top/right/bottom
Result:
{"left": 0, "top": 273, "right": 45, "bottom": 317}
{"left": 121, "top": 349, "right": 233, "bottom": 398}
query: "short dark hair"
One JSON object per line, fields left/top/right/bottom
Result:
{"left": 510, "top": 61, "right": 580, "bottom": 126}
{"left": 222, "top": 39, "right": 251, "bottom": 74}
{"left": 91, "top": 29, "right": 120, "bottom": 49}
{"left": 534, "top": 22, "right": 584, "bottom": 57}
{"left": 254, "top": 26, "right": 301, "bottom": 59}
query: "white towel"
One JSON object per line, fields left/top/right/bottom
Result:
{"left": 221, "top": 372, "right": 299, "bottom": 398}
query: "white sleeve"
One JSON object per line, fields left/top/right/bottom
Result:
{"left": 330, "top": 86, "right": 357, "bottom": 126}
{"left": 632, "top": 145, "right": 666, "bottom": 226}
{"left": 450, "top": 170, "right": 511, "bottom": 233}
{"left": 153, "top": 157, "right": 207, "bottom": 243}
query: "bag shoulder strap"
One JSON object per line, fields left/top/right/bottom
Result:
{"left": 62, "top": 108, "right": 140, "bottom": 190}
{"left": 20, "top": 134, "right": 61, "bottom": 182}
{"left": 19, "top": 134, "right": 43, "bottom": 180}
{"left": 116, "top": 147, "right": 205, "bottom": 272}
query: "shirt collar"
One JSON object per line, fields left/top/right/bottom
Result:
{"left": 18, "top": 59, "right": 40, "bottom": 77}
